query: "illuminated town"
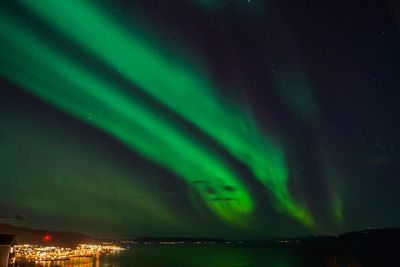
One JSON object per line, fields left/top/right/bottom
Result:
{"left": 12, "top": 243, "right": 125, "bottom": 262}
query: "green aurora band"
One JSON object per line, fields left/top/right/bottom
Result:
{"left": 0, "top": 14, "right": 252, "bottom": 224}
{"left": 0, "top": 1, "right": 313, "bottom": 226}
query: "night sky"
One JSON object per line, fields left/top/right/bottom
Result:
{"left": 1, "top": 0, "right": 400, "bottom": 239}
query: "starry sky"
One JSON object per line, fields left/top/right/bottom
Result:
{"left": 0, "top": 0, "right": 399, "bottom": 239}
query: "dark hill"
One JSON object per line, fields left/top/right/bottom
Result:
{"left": 337, "top": 228, "right": 400, "bottom": 243}
{"left": 0, "top": 223, "right": 102, "bottom": 247}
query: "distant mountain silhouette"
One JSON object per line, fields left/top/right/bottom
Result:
{"left": 336, "top": 228, "right": 400, "bottom": 243}
{"left": 131, "top": 237, "right": 229, "bottom": 243}
{"left": 241, "top": 228, "right": 400, "bottom": 245}
{"left": 1, "top": 223, "right": 400, "bottom": 246}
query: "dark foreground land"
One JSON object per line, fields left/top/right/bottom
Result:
{"left": 2, "top": 224, "right": 400, "bottom": 266}
{"left": 12, "top": 243, "right": 400, "bottom": 267}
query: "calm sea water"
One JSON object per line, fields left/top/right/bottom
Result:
{"left": 16, "top": 244, "right": 399, "bottom": 267}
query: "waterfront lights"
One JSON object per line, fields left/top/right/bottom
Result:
{"left": 13, "top": 243, "right": 125, "bottom": 262}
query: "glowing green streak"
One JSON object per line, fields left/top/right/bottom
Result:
{"left": 0, "top": 13, "right": 253, "bottom": 224}
{"left": 333, "top": 196, "right": 343, "bottom": 223}
{"left": 15, "top": 0, "right": 312, "bottom": 225}
{"left": 274, "top": 71, "right": 316, "bottom": 121}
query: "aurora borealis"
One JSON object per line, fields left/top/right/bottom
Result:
{"left": 1, "top": 0, "right": 400, "bottom": 238}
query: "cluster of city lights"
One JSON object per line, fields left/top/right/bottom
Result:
{"left": 13, "top": 243, "right": 125, "bottom": 262}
